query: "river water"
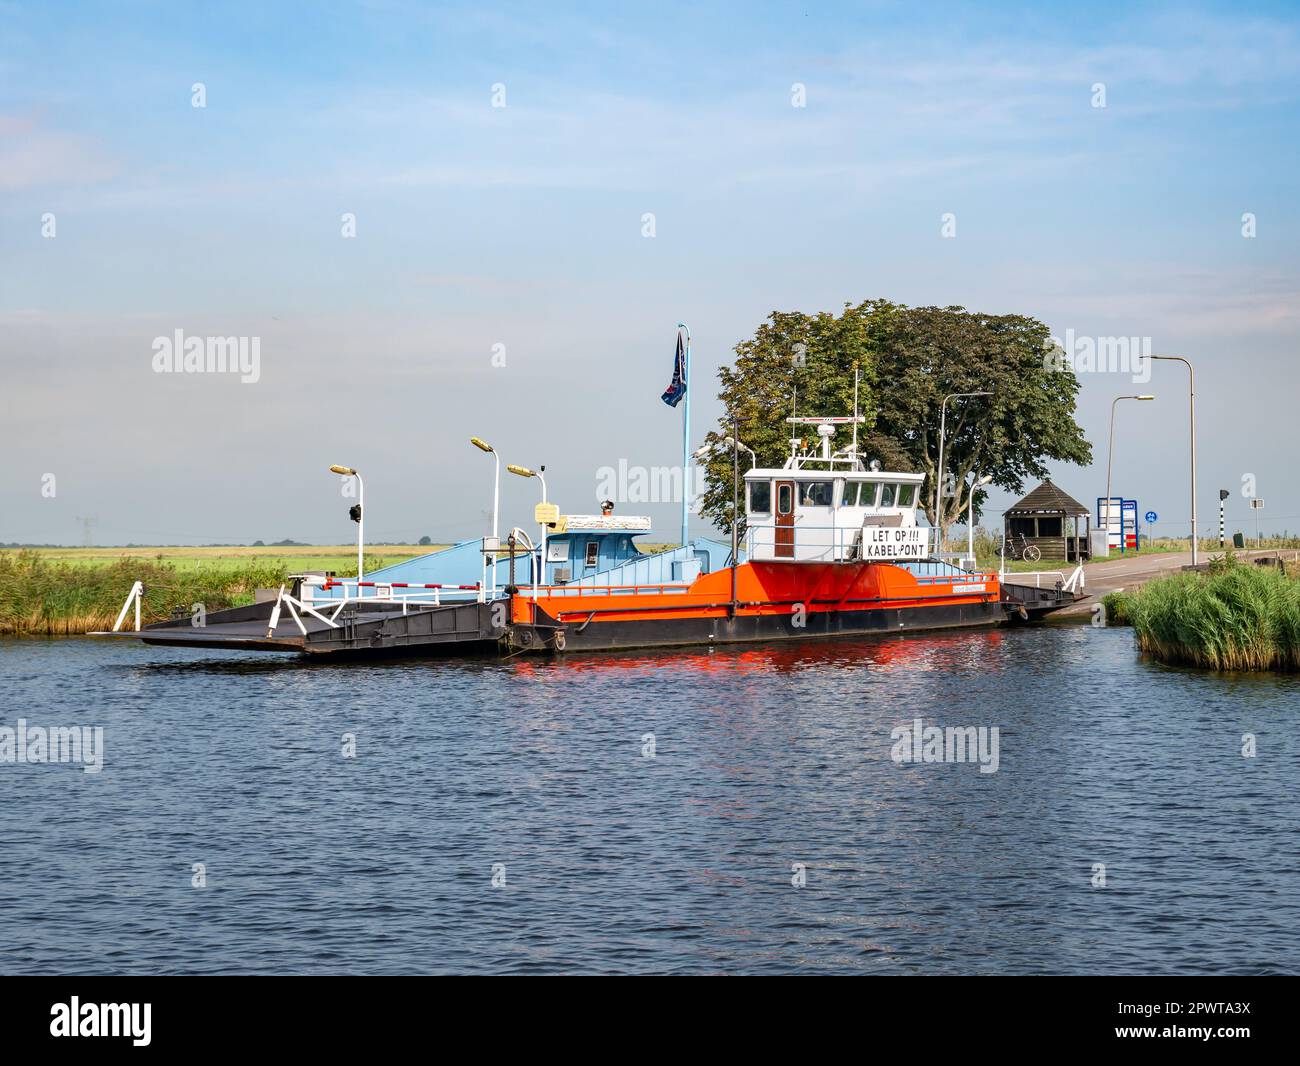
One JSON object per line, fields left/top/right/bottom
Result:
{"left": 0, "top": 625, "right": 1296, "bottom": 975}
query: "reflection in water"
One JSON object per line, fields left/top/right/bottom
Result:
{"left": 513, "top": 627, "right": 1010, "bottom": 679}
{"left": 0, "top": 629, "right": 1296, "bottom": 975}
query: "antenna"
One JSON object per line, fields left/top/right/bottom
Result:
{"left": 790, "top": 382, "right": 799, "bottom": 459}
{"left": 852, "top": 366, "right": 860, "bottom": 455}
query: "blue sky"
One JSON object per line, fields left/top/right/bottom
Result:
{"left": 2, "top": 0, "right": 1298, "bottom": 544}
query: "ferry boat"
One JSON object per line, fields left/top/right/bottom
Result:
{"left": 96, "top": 413, "right": 1083, "bottom": 657}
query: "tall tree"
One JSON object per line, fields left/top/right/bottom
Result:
{"left": 871, "top": 305, "right": 1092, "bottom": 537}
{"left": 697, "top": 301, "right": 1091, "bottom": 539}
{"left": 695, "top": 301, "right": 892, "bottom": 533}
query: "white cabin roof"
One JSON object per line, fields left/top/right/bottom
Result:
{"left": 743, "top": 468, "right": 923, "bottom": 484}
{"left": 561, "top": 514, "right": 652, "bottom": 531}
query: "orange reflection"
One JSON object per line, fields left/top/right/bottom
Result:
{"left": 509, "top": 626, "right": 1009, "bottom": 679}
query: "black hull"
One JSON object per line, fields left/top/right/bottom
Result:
{"left": 540, "top": 599, "right": 1004, "bottom": 654}
{"left": 97, "top": 584, "right": 1076, "bottom": 658}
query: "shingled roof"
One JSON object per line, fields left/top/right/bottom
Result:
{"left": 1004, "top": 479, "right": 1090, "bottom": 516}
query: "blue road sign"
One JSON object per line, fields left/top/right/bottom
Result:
{"left": 1145, "top": 511, "right": 1158, "bottom": 523}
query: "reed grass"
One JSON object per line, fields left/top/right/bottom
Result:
{"left": 1113, "top": 559, "right": 1300, "bottom": 672}
{"left": 0, "top": 550, "right": 393, "bottom": 636}
{"left": 0, "top": 550, "right": 288, "bottom": 635}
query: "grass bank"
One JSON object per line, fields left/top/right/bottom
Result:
{"left": 24, "top": 544, "right": 433, "bottom": 572}
{"left": 1103, "top": 557, "right": 1300, "bottom": 671}
{"left": 0, "top": 548, "right": 424, "bottom": 636}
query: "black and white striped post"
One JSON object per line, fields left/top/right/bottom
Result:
{"left": 1218, "top": 488, "right": 1229, "bottom": 548}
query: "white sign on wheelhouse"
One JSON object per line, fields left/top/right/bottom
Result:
{"left": 862, "top": 526, "right": 927, "bottom": 559}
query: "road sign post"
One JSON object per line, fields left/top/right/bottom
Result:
{"left": 1122, "top": 499, "right": 1139, "bottom": 552}
{"left": 1250, "top": 498, "right": 1264, "bottom": 546}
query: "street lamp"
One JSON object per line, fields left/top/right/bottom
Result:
{"left": 1104, "top": 395, "right": 1155, "bottom": 553}
{"left": 695, "top": 422, "right": 751, "bottom": 607}
{"left": 508, "top": 463, "right": 548, "bottom": 597}
{"left": 1151, "top": 355, "right": 1198, "bottom": 566}
{"left": 470, "top": 437, "right": 500, "bottom": 596}
{"left": 328, "top": 464, "right": 364, "bottom": 590}
{"left": 934, "top": 391, "right": 993, "bottom": 555}
{"left": 967, "top": 474, "right": 993, "bottom": 567}
{"left": 693, "top": 435, "right": 757, "bottom": 470}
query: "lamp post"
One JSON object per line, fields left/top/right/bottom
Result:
{"left": 934, "top": 391, "right": 992, "bottom": 555}
{"left": 967, "top": 474, "right": 993, "bottom": 568}
{"left": 677, "top": 321, "right": 692, "bottom": 549}
{"left": 470, "top": 438, "right": 500, "bottom": 595}
{"left": 722, "top": 436, "right": 757, "bottom": 471}
{"left": 1104, "top": 395, "right": 1155, "bottom": 553}
{"left": 694, "top": 425, "right": 750, "bottom": 609}
{"left": 693, "top": 435, "right": 757, "bottom": 471}
{"left": 1151, "top": 355, "right": 1198, "bottom": 566}
{"left": 508, "top": 463, "right": 548, "bottom": 598}
{"left": 328, "top": 464, "right": 364, "bottom": 589}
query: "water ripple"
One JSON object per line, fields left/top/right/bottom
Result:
{"left": 0, "top": 627, "right": 1296, "bottom": 974}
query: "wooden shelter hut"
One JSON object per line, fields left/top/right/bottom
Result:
{"left": 1003, "top": 480, "right": 1092, "bottom": 561}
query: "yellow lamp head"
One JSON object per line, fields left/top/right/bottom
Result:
{"left": 329, "top": 465, "right": 356, "bottom": 476}
{"left": 507, "top": 464, "right": 535, "bottom": 478}
{"left": 470, "top": 437, "right": 493, "bottom": 453}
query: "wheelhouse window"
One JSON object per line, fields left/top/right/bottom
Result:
{"left": 748, "top": 480, "right": 772, "bottom": 514}
{"left": 584, "top": 541, "right": 600, "bottom": 567}
{"left": 879, "top": 483, "right": 897, "bottom": 507}
{"left": 896, "top": 483, "right": 916, "bottom": 508}
{"left": 777, "top": 483, "right": 793, "bottom": 515}
{"left": 855, "top": 482, "right": 880, "bottom": 507}
{"left": 799, "top": 481, "right": 834, "bottom": 507}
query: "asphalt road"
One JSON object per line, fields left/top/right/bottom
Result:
{"left": 1003, "top": 547, "right": 1297, "bottom": 617}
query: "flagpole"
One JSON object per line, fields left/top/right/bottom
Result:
{"left": 677, "top": 321, "right": 691, "bottom": 547}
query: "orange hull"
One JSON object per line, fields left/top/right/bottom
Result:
{"left": 514, "top": 561, "right": 1000, "bottom": 627}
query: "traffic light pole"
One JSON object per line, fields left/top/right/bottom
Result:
{"left": 354, "top": 474, "right": 365, "bottom": 585}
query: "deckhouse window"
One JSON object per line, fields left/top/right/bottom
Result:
{"left": 777, "top": 483, "right": 793, "bottom": 515}
{"left": 800, "top": 481, "right": 834, "bottom": 507}
{"left": 584, "top": 541, "right": 600, "bottom": 568}
{"left": 856, "top": 482, "right": 880, "bottom": 506}
{"left": 897, "top": 483, "right": 916, "bottom": 508}
{"left": 879, "top": 483, "right": 897, "bottom": 507}
{"left": 748, "top": 480, "right": 772, "bottom": 514}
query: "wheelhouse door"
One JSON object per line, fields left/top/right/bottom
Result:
{"left": 775, "top": 480, "right": 795, "bottom": 558}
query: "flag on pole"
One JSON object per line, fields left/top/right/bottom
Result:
{"left": 661, "top": 330, "right": 686, "bottom": 408}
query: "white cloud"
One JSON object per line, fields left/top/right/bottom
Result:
{"left": 0, "top": 116, "right": 118, "bottom": 191}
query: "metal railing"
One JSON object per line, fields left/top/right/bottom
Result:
{"left": 112, "top": 581, "right": 144, "bottom": 632}
{"left": 303, "top": 577, "right": 484, "bottom": 605}
{"left": 269, "top": 579, "right": 485, "bottom": 638}
{"left": 519, "top": 581, "right": 691, "bottom": 600}
{"left": 999, "top": 565, "right": 1086, "bottom": 593}
{"left": 318, "top": 578, "right": 482, "bottom": 601}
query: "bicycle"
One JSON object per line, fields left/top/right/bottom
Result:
{"left": 1005, "top": 534, "right": 1041, "bottom": 563}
